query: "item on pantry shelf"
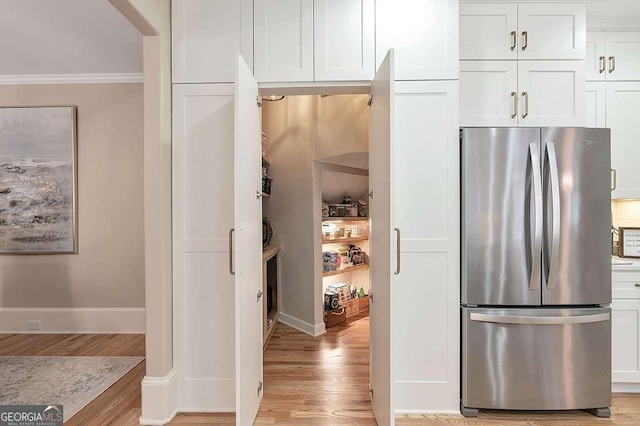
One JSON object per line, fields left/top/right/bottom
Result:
{"left": 322, "top": 200, "right": 329, "bottom": 218}
{"left": 342, "top": 195, "right": 351, "bottom": 204}
{"left": 262, "top": 175, "right": 272, "bottom": 195}
{"left": 262, "top": 218, "right": 273, "bottom": 247}
{"left": 324, "top": 307, "right": 346, "bottom": 327}
{"left": 358, "top": 287, "right": 366, "bottom": 298}
{"left": 324, "top": 291, "right": 340, "bottom": 310}
{"left": 350, "top": 284, "right": 358, "bottom": 298}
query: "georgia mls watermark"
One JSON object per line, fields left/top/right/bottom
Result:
{"left": 0, "top": 405, "right": 63, "bottom": 426}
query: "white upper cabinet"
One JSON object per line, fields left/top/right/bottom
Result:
{"left": 586, "top": 32, "right": 606, "bottom": 81}
{"left": 172, "top": 0, "right": 253, "bottom": 83}
{"left": 607, "top": 82, "right": 640, "bottom": 199}
{"left": 254, "top": 0, "right": 314, "bottom": 82}
{"left": 585, "top": 82, "right": 606, "bottom": 128}
{"left": 460, "top": 2, "right": 585, "bottom": 60}
{"left": 518, "top": 61, "right": 585, "bottom": 127}
{"left": 314, "top": 0, "right": 375, "bottom": 81}
{"left": 460, "top": 61, "right": 518, "bottom": 126}
{"left": 586, "top": 31, "right": 640, "bottom": 82}
{"left": 460, "top": 3, "right": 518, "bottom": 60}
{"left": 461, "top": 60, "right": 584, "bottom": 127}
{"left": 377, "top": 0, "right": 459, "bottom": 80}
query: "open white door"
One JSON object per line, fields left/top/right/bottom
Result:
{"left": 369, "top": 50, "right": 394, "bottom": 425}
{"left": 234, "top": 53, "right": 264, "bottom": 425}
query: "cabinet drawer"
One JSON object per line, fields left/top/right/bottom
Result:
{"left": 613, "top": 271, "right": 640, "bottom": 298}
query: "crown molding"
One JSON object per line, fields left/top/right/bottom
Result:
{"left": 0, "top": 73, "right": 143, "bottom": 85}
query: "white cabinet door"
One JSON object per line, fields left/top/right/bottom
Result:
{"left": 254, "top": 0, "right": 313, "bottom": 82}
{"left": 314, "top": 0, "right": 375, "bottom": 81}
{"left": 460, "top": 61, "right": 518, "bottom": 127}
{"left": 606, "top": 82, "right": 640, "bottom": 200}
{"left": 459, "top": 3, "right": 518, "bottom": 60}
{"left": 392, "top": 80, "right": 459, "bottom": 411}
{"left": 612, "top": 298, "right": 640, "bottom": 385}
{"left": 376, "top": 0, "right": 458, "bottom": 80}
{"left": 173, "top": 83, "right": 236, "bottom": 410}
{"left": 517, "top": 61, "right": 585, "bottom": 127}
{"left": 172, "top": 0, "right": 253, "bottom": 83}
{"left": 586, "top": 32, "right": 606, "bottom": 81}
{"left": 369, "top": 49, "right": 394, "bottom": 426}
{"left": 585, "top": 82, "right": 606, "bottom": 128}
{"left": 234, "top": 54, "right": 264, "bottom": 425}
{"left": 605, "top": 32, "right": 640, "bottom": 81}
{"left": 517, "top": 3, "right": 586, "bottom": 60}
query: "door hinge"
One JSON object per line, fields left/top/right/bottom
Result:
{"left": 257, "top": 289, "right": 263, "bottom": 302}
{"left": 368, "top": 189, "right": 374, "bottom": 199}
{"left": 257, "top": 381, "right": 263, "bottom": 396}
{"left": 369, "top": 292, "right": 373, "bottom": 303}
{"left": 368, "top": 383, "right": 374, "bottom": 398}
{"left": 257, "top": 190, "right": 262, "bottom": 199}
{"left": 367, "top": 95, "right": 373, "bottom": 107}
{"left": 257, "top": 97, "right": 263, "bottom": 107}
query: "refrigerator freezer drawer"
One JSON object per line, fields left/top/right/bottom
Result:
{"left": 462, "top": 307, "right": 611, "bottom": 411}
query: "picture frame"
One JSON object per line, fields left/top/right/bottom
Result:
{"left": 0, "top": 105, "right": 78, "bottom": 254}
{"left": 619, "top": 227, "right": 640, "bottom": 259}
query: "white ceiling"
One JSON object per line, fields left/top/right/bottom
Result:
{"left": 0, "top": 0, "right": 142, "bottom": 76}
{"left": 587, "top": 0, "right": 640, "bottom": 21}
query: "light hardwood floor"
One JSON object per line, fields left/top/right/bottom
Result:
{"left": 3, "top": 323, "right": 639, "bottom": 425}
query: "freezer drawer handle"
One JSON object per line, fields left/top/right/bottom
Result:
{"left": 470, "top": 312, "right": 610, "bottom": 325}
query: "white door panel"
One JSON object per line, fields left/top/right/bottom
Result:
{"left": 517, "top": 3, "right": 586, "bottom": 60}
{"left": 459, "top": 3, "right": 517, "bottom": 60}
{"left": 173, "top": 84, "right": 237, "bottom": 411}
{"left": 518, "top": 61, "right": 585, "bottom": 127}
{"left": 460, "top": 61, "right": 518, "bottom": 127}
{"left": 606, "top": 82, "right": 640, "bottom": 199}
{"left": 612, "top": 298, "right": 640, "bottom": 383}
{"left": 585, "top": 82, "right": 606, "bottom": 128}
{"left": 314, "top": 0, "right": 375, "bottom": 81}
{"left": 606, "top": 32, "right": 640, "bottom": 81}
{"left": 586, "top": 32, "right": 606, "bottom": 82}
{"left": 376, "top": 0, "right": 458, "bottom": 80}
{"left": 254, "top": 0, "right": 314, "bottom": 82}
{"left": 234, "top": 54, "right": 263, "bottom": 425}
{"left": 369, "top": 49, "right": 394, "bottom": 426}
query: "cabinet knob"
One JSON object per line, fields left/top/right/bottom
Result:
{"left": 635, "top": 283, "right": 640, "bottom": 288}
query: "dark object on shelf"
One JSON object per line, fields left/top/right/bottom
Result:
{"left": 262, "top": 218, "right": 273, "bottom": 247}
{"left": 324, "top": 307, "right": 346, "bottom": 327}
{"left": 262, "top": 175, "right": 272, "bottom": 195}
{"left": 324, "top": 291, "right": 340, "bottom": 310}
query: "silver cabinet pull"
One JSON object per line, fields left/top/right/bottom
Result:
{"left": 609, "top": 56, "right": 616, "bottom": 73}
{"left": 521, "top": 31, "right": 528, "bottom": 50}
{"left": 511, "top": 92, "right": 517, "bottom": 119}
{"left": 510, "top": 31, "right": 517, "bottom": 50}
{"left": 635, "top": 283, "right": 640, "bottom": 288}
{"left": 611, "top": 169, "right": 617, "bottom": 191}
{"left": 228, "top": 228, "right": 235, "bottom": 275}
{"left": 521, "top": 91, "right": 529, "bottom": 119}
{"left": 470, "top": 312, "right": 610, "bottom": 325}
{"left": 394, "top": 228, "right": 400, "bottom": 275}
{"left": 599, "top": 56, "right": 606, "bottom": 73}
{"left": 545, "top": 143, "right": 561, "bottom": 291}
{"left": 529, "top": 143, "right": 543, "bottom": 291}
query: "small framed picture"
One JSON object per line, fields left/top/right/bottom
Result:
{"left": 619, "top": 227, "right": 640, "bottom": 258}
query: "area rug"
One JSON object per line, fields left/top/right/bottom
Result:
{"left": 0, "top": 356, "right": 144, "bottom": 421}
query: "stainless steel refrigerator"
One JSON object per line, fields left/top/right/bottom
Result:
{"left": 460, "top": 127, "right": 612, "bottom": 417}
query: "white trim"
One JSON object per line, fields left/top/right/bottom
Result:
{"left": 395, "top": 410, "right": 462, "bottom": 415}
{"left": 588, "top": 20, "right": 640, "bottom": 31}
{"left": 140, "top": 369, "right": 178, "bottom": 425}
{"left": 0, "top": 73, "right": 144, "bottom": 85}
{"left": 0, "top": 307, "right": 145, "bottom": 333}
{"left": 258, "top": 81, "right": 371, "bottom": 96}
{"left": 613, "top": 383, "right": 640, "bottom": 393}
{"left": 278, "top": 312, "right": 325, "bottom": 337}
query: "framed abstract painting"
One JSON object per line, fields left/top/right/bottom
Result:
{"left": 0, "top": 106, "right": 78, "bottom": 254}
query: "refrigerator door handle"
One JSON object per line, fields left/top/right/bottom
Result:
{"left": 529, "top": 143, "right": 543, "bottom": 291}
{"left": 545, "top": 142, "right": 561, "bottom": 291}
{"left": 470, "top": 312, "right": 610, "bottom": 325}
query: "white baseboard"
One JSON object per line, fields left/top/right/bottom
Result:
{"left": 140, "top": 369, "right": 178, "bottom": 425}
{"left": 613, "top": 383, "right": 640, "bottom": 393}
{"left": 0, "top": 73, "right": 144, "bottom": 85}
{"left": 0, "top": 307, "right": 145, "bottom": 333}
{"left": 396, "top": 410, "right": 462, "bottom": 415}
{"left": 278, "top": 312, "right": 324, "bottom": 337}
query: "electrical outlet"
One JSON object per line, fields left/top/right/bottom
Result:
{"left": 27, "top": 320, "right": 41, "bottom": 331}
